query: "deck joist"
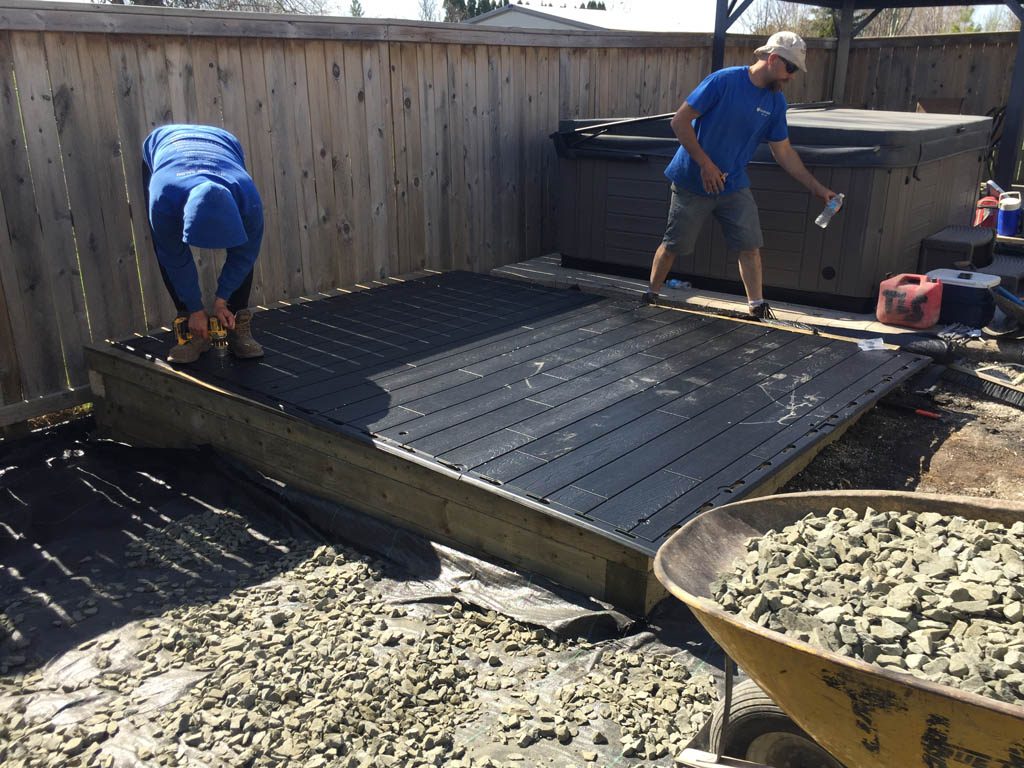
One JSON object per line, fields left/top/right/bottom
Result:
{"left": 87, "top": 272, "right": 929, "bottom": 613}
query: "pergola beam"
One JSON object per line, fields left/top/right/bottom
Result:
{"left": 832, "top": 0, "right": 856, "bottom": 106}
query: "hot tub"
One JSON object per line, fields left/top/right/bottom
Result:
{"left": 552, "top": 109, "right": 991, "bottom": 311}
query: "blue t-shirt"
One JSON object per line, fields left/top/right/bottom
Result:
{"left": 143, "top": 125, "right": 263, "bottom": 313}
{"left": 664, "top": 67, "right": 789, "bottom": 197}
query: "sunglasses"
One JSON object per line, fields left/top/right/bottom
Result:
{"left": 779, "top": 57, "right": 798, "bottom": 74}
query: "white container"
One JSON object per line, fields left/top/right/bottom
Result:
{"left": 925, "top": 269, "right": 1000, "bottom": 326}
{"left": 999, "top": 191, "right": 1022, "bottom": 211}
{"left": 997, "top": 192, "right": 1022, "bottom": 237}
{"left": 924, "top": 269, "right": 1001, "bottom": 289}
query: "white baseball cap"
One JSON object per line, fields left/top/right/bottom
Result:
{"left": 755, "top": 31, "right": 807, "bottom": 72}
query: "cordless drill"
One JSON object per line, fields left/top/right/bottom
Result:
{"left": 208, "top": 317, "right": 228, "bottom": 356}
{"left": 172, "top": 315, "right": 228, "bottom": 356}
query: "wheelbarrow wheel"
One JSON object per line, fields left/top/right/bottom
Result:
{"left": 709, "top": 679, "right": 845, "bottom": 768}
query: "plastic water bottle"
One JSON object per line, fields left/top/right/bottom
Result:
{"left": 665, "top": 279, "right": 691, "bottom": 290}
{"left": 815, "top": 193, "right": 845, "bottom": 229}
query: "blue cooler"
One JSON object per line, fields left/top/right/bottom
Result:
{"left": 926, "top": 269, "right": 1001, "bottom": 327}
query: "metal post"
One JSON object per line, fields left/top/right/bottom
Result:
{"left": 831, "top": 0, "right": 855, "bottom": 105}
{"left": 994, "top": 5, "right": 1024, "bottom": 187}
{"left": 712, "top": 0, "right": 730, "bottom": 72}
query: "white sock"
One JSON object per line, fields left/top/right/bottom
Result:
{"left": 748, "top": 299, "right": 765, "bottom": 309}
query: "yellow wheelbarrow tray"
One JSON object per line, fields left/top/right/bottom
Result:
{"left": 653, "top": 490, "right": 1024, "bottom": 768}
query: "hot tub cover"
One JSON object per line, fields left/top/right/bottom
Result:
{"left": 553, "top": 108, "right": 992, "bottom": 168}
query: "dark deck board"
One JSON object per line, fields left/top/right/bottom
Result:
{"left": 113, "top": 271, "right": 928, "bottom": 556}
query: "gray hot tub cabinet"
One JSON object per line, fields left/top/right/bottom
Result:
{"left": 552, "top": 109, "right": 991, "bottom": 311}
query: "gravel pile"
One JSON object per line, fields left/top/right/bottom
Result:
{"left": 1, "top": 509, "right": 717, "bottom": 767}
{"left": 712, "top": 506, "right": 1024, "bottom": 705}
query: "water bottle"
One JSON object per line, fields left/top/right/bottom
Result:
{"left": 815, "top": 193, "right": 845, "bottom": 229}
{"left": 665, "top": 279, "right": 691, "bottom": 290}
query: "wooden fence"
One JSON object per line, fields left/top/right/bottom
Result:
{"left": 0, "top": 0, "right": 1017, "bottom": 424}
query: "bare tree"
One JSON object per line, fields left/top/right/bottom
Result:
{"left": 738, "top": 0, "right": 809, "bottom": 36}
{"left": 419, "top": 0, "right": 439, "bottom": 21}
{"left": 866, "top": 7, "right": 978, "bottom": 36}
{"left": 976, "top": 6, "right": 1021, "bottom": 32}
{"left": 861, "top": 9, "right": 915, "bottom": 37}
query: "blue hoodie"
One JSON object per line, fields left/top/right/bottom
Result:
{"left": 143, "top": 125, "right": 263, "bottom": 313}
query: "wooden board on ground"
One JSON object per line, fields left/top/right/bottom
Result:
{"left": 493, "top": 254, "right": 925, "bottom": 337}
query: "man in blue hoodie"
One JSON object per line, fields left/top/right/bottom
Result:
{"left": 143, "top": 124, "right": 265, "bottom": 363}
{"left": 644, "top": 32, "right": 836, "bottom": 319}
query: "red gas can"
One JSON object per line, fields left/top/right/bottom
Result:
{"left": 876, "top": 274, "right": 943, "bottom": 329}
{"left": 974, "top": 195, "right": 999, "bottom": 228}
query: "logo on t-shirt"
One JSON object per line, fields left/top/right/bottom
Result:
{"left": 756, "top": 106, "right": 772, "bottom": 118}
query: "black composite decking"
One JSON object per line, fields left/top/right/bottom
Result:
{"left": 113, "top": 272, "right": 928, "bottom": 556}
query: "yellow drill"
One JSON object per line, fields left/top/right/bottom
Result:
{"left": 173, "top": 316, "right": 191, "bottom": 346}
{"left": 208, "top": 317, "right": 228, "bottom": 356}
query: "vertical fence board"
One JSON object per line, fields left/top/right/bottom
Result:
{"left": 263, "top": 41, "right": 308, "bottom": 299}
{"left": 260, "top": 38, "right": 304, "bottom": 300}
{"left": 576, "top": 48, "right": 591, "bottom": 118}
{"left": 108, "top": 36, "right": 172, "bottom": 330}
{"left": 460, "top": 43, "right": 479, "bottom": 271}
{"left": 485, "top": 45, "right": 501, "bottom": 269}
{"left": 411, "top": 43, "right": 432, "bottom": 274}
{"left": 49, "top": 33, "right": 143, "bottom": 343}
{"left": 498, "top": 45, "right": 516, "bottom": 263}
{"left": 165, "top": 39, "right": 197, "bottom": 121}
{"left": 190, "top": 37, "right": 223, "bottom": 125}
{"left": 640, "top": 47, "right": 662, "bottom": 116}
{"left": 238, "top": 38, "right": 286, "bottom": 304}
{"left": 285, "top": 39, "right": 322, "bottom": 294}
{"left": 599, "top": 48, "right": 615, "bottom": 115}
{"left": 558, "top": 47, "right": 570, "bottom": 119}
{"left": 0, "top": 33, "right": 29, "bottom": 401}
{"left": 325, "top": 41, "right": 361, "bottom": 287}
{"left": 522, "top": 44, "right": 539, "bottom": 261}
{"left": 393, "top": 41, "right": 424, "bottom": 276}
{"left": 430, "top": 43, "right": 452, "bottom": 271}
{"left": 303, "top": 39, "right": 344, "bottom": 291}
{"left": 469, "top": 45, "right": 487, "bottom": 270}
{"left": 0, "top": 240, "right": 20, "bottom": 405}
{"left": 3, "top": 32, "right": 79, "bottom": 396}
{"left": 542, "top": 45, "right": 559, "bottom": 253}
{"left": 362, "top": 41, "right": 396, "bottom": 280}
{"left": 444, "top": 44, "right": 465, "bottom": 272}
{"left": 416, "top": 43, "right": 439, "bottom": 271}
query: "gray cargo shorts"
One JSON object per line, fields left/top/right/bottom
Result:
{"left": 662, "top": 184, "right": 763, "bottom": 253}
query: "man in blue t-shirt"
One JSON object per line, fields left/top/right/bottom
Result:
{"left": 644, "top": 32, "right": 836, "bottom": 319}
{"left": 143, "top": 124, "right": 265, "bottom": 363}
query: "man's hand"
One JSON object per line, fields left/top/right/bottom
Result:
{"left": 815, "top": 183, "right": 837, "bottom": 205}
{"left": 213, "top": 298, "right": 236, "bottom": 330}
{"left": 188, "top": 309, "right": 210, "bottom": 340}
{"left": 700, "top": 161, "right": 728, "bottom": 195}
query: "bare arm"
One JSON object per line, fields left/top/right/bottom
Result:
{"left": 671, "top": 102, "right": 727, "bottom": 195}
{"left": 768, "top": 138, "right": 834, "bottom": 204}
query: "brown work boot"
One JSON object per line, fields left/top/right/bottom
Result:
{"left": 167, "top": 336, "right": 211, "bottom": 364}
{"left": 228, "top": 309, "right": 264, "bottom": 359}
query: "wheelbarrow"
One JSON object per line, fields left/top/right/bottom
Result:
{"left": 654, "top": 490, "right": 1024, "bottom": 768}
